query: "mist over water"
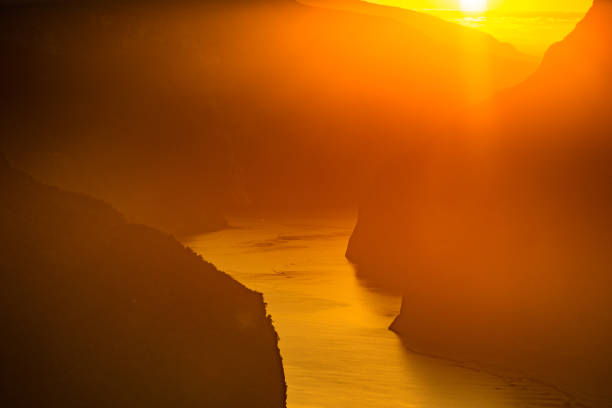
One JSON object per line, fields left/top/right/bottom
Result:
{"left": 185, "top": 217, "right": 573, "bottom": 408}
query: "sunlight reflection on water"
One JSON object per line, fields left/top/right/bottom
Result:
{"left": 185, "top": 217, "right": 573, "bottom": 408}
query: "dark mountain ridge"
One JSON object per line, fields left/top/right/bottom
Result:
{"left": 0, "top": 154, "right": 286, "bottom": 407}
{"left": 0, "top": 0, "right": 535, "bottom": 234}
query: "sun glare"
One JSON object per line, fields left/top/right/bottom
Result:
{"left": 460, "top": 0, "right": 487, "bottom": 12}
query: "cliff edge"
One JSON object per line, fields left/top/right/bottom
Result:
{"left": 0, "top": 154, "right": 286, "bottom": 407}
{"left": 347, "top": 2, "right": 612, "bottom": 406}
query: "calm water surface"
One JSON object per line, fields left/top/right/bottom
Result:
{"left": 185, "top": 217, "right": 572, "bottom": 408}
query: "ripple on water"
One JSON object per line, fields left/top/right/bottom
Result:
{"left": 185, "top": 216, "right": 575, "bottom": 408}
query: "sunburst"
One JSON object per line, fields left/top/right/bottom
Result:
{"left": 460, "top": 0, "right": 487, "bottom": 12}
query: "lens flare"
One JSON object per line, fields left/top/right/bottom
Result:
{"left": 461, "top": 0, "right": 487, "bottom": 12}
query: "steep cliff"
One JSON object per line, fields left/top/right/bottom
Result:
{"left": 0, "top": 154, "right": 286, "bottom": 407}
{"left": 347, "top": 1, "right": 612, "bottom": 406}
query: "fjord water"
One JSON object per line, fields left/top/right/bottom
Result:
{"left": 185, "top": 217, "right": 572, "bottom": 408}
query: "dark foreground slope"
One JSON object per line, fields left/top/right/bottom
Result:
{"left": 0, "top": 154, "right": 286, "bottom": 407}
{"left": 0, "top": 0, "right": 534, "bottom": 233}
{"left": 347, "top": 1, "right": 612, "bottom": 406}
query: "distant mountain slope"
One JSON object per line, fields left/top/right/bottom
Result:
{"left": 347, "top": 1, "right": 612, "bottom": 406}
{"left": 302, "top": 0, "right": 528, "bottom": 58}
{"left": 0, "top": 0, "right": 535, "bottom": 228}
{"left": 477, "top": 0, "right": 612, "bottom": 140}
{"left": 0, "top": 154, "right": 286, "bottom": 407}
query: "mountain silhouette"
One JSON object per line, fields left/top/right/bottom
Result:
{"left": 347, "top": 1, "right": 612, "bottom": 406}
{"left": 0, "top": 0, "right": 535, "bottom": 231}
{"left": 0, "top": 154, "right": 286, "bottom": 407}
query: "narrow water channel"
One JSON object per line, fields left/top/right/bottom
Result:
{"left": 185, "top": 216, "right": 571, "bottom": 408}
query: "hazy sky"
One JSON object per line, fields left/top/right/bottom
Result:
{"left": 370, "top": 0, "right": 593, "bottom": 12}
{"left": 362, "top": 0, "right": 592, "bottom": 54}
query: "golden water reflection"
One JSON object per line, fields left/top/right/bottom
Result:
{"left": 185, "top": 217, "right": 572, "bottom": 408}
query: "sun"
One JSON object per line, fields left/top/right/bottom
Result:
{"left": 460, "top": 0, "right": 487, "bottom": 12}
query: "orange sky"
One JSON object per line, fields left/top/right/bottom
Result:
{"left": 365, "top": 0, "right": 593, "bottom": 54}
{"left": 369, "top": 0, "right": 592, "bottom": 12}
